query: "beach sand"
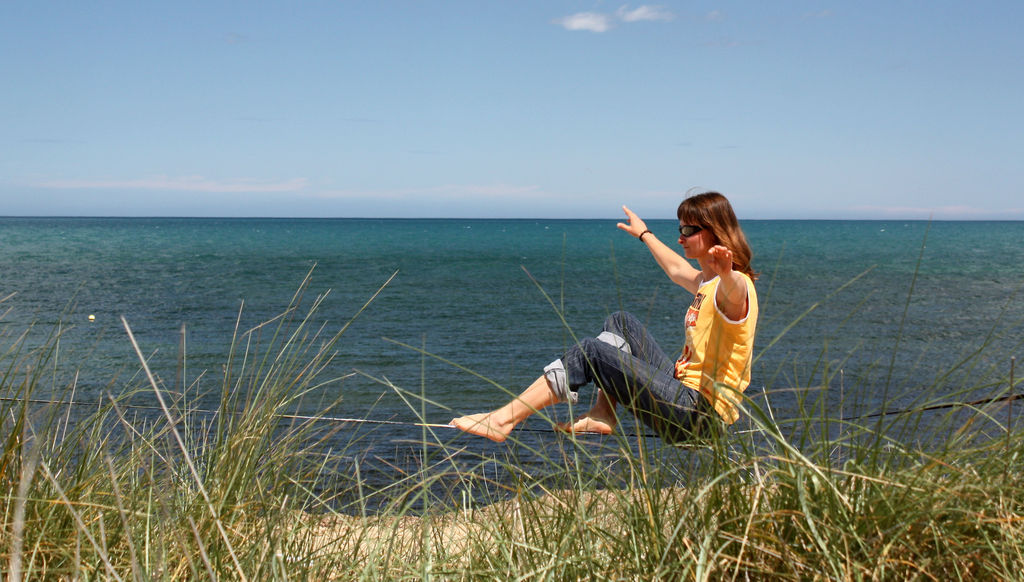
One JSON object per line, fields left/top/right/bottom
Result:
{"left": 300, "top": 487, "right": 691, "bottom": 569}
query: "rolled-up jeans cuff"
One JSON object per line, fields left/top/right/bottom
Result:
{"left": 596, "top": 331, "right": 631, "bottom": 354}
{"left": 543, "top": 359, "right": 576, "bottom": 404}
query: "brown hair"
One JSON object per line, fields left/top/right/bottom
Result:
{"left": 677, "top": 191, "right": 758, "bottom": 281}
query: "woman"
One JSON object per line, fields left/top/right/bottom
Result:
{"left": 451, "top": 192, "right": 758, "bottom": 443}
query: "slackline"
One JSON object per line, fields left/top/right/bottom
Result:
{"left": 0, "top": 396, "right": 642, "bottom": 437}
{"left": 4, "top": 391, "right": 1021, "bottom": 438}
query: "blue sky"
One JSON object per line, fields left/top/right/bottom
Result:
{"left": 2, "top": 2, "right": 1022, "bottom": 219}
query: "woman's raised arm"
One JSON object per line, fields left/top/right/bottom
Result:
{"left": 617, "top": 205, "right": 702, "bottom": 294}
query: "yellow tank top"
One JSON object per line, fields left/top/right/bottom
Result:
{"left": 674, "top": 273, "right": 758, "bottom": 424}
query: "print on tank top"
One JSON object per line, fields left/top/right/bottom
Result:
{"left": 679, "top": 290, "right": 706, "bottom": 367}
{"left": 685, "top": 291, "right": 705, "bottom": 328}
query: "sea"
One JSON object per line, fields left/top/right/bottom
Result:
{"left": 2, "top": 217, "right": 1023, "bottom": 508}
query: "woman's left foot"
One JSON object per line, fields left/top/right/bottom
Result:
{"left": 451, "top": 412, "right": 514, "bottom": 442}
{"left": 555, "top": 413, "right": 616, "bottom": 435}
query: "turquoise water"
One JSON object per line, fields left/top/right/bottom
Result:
{"left": 2, "top": 218, "right": 1022, "bottom": 504}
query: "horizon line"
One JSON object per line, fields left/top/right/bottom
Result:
{"left": 2, "top": 215, "right": 1023, "bottom": 222}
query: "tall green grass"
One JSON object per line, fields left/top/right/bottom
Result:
{"left": 2, "top": 271, "right": 1023, "bottom": 580}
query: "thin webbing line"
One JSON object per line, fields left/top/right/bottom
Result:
{"left": 16, "top": 392, "right": 1022, "bottom": 436}
{"left": 0, "top": 396, "right": 651, "bottom": 437}
{"left": 856, "top": 391, "right": 1024, "bottom": 420}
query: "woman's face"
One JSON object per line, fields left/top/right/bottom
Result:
{"left": 678, "top": 221, "right": 715, "bottom": 259}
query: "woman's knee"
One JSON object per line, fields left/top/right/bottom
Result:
{"left": 603, "top": 311, "right": 636, "bottom": 332}
{"left": 577, "top": 336, "right": 602, "bottom": 356}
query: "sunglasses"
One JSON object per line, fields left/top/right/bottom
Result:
{"left": 678, "top": 224, "right": 704, "bottom": 237}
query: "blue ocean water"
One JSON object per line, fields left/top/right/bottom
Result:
{"left": 2, "top": 217, "right": 1022, "bottom": 502}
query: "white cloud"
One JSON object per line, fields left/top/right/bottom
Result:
{"left": 556, "top": 5, "right": 673, "bottom": 32}
{"left": 37, "top": 176, "right": 308, "bottom": 193}
{"left": 617, "top": 5, "right": 674, "bottom": 23}
{"left": 555, "top": 12, "right": 614, "bottom": 33}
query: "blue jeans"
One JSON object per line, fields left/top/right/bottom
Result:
{"left": 544, "top": 311, "right": 715, "bottom": 442}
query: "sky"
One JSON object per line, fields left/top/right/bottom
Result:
{"left": 2, "top": 1, "right": 1022, "bottom": 220}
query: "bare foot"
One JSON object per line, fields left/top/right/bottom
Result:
{"left": 557, "top": 388, "right": 617, "bottom": 435}
{"left": 450, "top": 412, "right": 514, "bottom": 443}
{"left": 556, "top": 413, "right": 616, "bottom": 435}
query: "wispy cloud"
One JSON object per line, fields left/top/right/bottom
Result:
{"left": 699, "top": 38, "right": 761, "bottom": 49}
{"left": 314, "top": 183, "right": 542, "bottom": 201}
{"left": 37, "top": 176, "right": 308, "bottom": 193}
{"left": 849, "top": 204, "right": 1024, "bottom": 218}
{"left": 617, "top": 5, "right": 674, "bottom": 23}
{"left": 20, "top": 137, "right": 86, "bottom": 145}
{"left": 802, "top": 10, "right": 834, "bottom": 20}
{"left": 555, "top": 12, "right": 614, "bottom": 33}
{"left": 555, "top": 4, "right": 673, "bottom": 33}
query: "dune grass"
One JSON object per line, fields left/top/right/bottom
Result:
{"left": 2, "top": 274, "right": 1023, "bottom": 580}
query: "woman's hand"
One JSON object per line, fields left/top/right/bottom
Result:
{"left": 705, "top": 245, "right": 735, "bottom": 279}
{"left": 707, "top": 244, "right": 750, "bottom": 321}
{"left": 616, "top": 205, "right": 649, "bottom": 239}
